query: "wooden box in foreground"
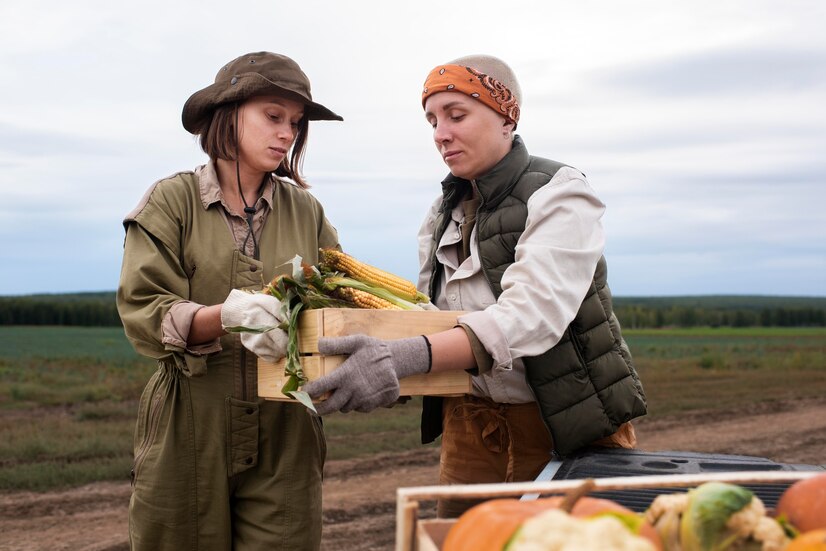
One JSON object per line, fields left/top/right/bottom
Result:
{"left": 258, "top": 309, "right": 471, "bottom": 401}
{"left": 397, "top": 471, "right": 820, "bottom": 551}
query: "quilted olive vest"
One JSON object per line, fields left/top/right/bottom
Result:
{"left": 423, "top": 136, "right": 647, "bottom": 456}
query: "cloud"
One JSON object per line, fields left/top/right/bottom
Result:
{"left": 0, "top": 123, "right": 122, "bottom": 157}
{"left": 1, "top": 0, "right": 825, "bottom": 296}
{"left": 597, "top": 45, "right": 826, "bottom": 97}
{"left": 608, "top": 249, "right": 826, "bottom": 296}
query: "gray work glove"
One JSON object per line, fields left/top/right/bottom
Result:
{"left": 302, "top": 335, "right": 431, "bottom": 415}
{"left": 220, "top": 289, "right": 288, "bottom": 363}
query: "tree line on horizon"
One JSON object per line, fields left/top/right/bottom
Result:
{"left": 613, "top": 303, "right": 825, "bottom": 328}
{"left": 1, "top": 292, "right": 824, "bottom": 328}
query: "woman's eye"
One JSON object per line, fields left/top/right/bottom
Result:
{"left": 450, "top": 114, "right": 465, "bottom": 122}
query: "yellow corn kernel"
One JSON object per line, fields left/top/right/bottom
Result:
{"left": 334, "top": 286, "right": 402, "bottom": 310}
{"left": 320, "top": 249, "right": 420, "bottom": 302}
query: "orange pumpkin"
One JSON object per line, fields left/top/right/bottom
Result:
{"left": 442, "top": 495, "right": 662, "bottom": 551}
{"left": 777, "top": 473, "right": 826, "bottom": 533}
{"left": 786, "top": 529, "right": 826, "bottom": 551}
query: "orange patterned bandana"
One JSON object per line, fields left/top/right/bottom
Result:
{"left": 422, "top": 64, "right": 520, "bottom": 124}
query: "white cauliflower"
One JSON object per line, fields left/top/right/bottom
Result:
{"left": 726, "top": 493, "right": 766, "bottom": 538}
{"left": 749, "top": 516, "right": 790, "bottom": 551}
{"left": 645, "top": 492, "right": 691, "bottom": 525}
{"left": 507, "top": 509, "right": 657, "bottom": 551}
{"left": 726, "top": 495, "right": 789, "bottom": 551}
{"left": 643, "top": 482, "right": 790, "bottom": 551}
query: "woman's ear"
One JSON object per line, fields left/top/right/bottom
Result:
{"left": 502, "top": 118, "right": 516, "bottom": 137}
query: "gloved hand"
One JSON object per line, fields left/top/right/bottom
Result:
{"left": 302, "top": 335, "right": 431, "bottom": 415}
{"left": 220, "top": 289, "right": 288, "bottom": 363}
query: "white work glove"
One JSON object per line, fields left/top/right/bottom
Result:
{"left": 220, "top": 289, "right": 288, "bottom": 363}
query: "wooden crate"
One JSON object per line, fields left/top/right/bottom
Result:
{"left": 258, "top": 309, "right": 471, "bottom": 401}
{"left": 396, "top": 471, "right": 820, "bottom": 551}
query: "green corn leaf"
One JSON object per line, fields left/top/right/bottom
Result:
{"left": 324, "top": 277, "right": 425, "bottom": 310}
{"left": 282, "top": 301, "right": 306, "bottom": 385}
{"left": 281, "top": 373, "right": 301, "bottom": 394}
{"left": 287, "top": 390, "right": 318, "bottom": 414}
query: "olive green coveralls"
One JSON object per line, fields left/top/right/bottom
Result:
{"left": 117, "top": 169, "right": 338, "bottom": 550}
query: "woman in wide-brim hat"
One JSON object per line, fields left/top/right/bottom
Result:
{"left": 117, "top": 51, "right": 342, "bottom": 550}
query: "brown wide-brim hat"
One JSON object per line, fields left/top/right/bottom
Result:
{"left": 182, "top": 51, "right": 343, "bottom": 134}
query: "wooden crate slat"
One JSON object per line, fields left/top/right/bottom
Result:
{"left": 258, "top": 309, "right": 472, "bottom": 401}
{"left": 259, "top": 356, "right": 470, "bottom": 400}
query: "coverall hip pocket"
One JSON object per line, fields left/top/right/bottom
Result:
{"left": 225, "top": 396, "right": 260, "bottom": 477}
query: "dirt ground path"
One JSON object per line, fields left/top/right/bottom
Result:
{"left": 2, "top": 397, "right": 825, "bottom": 551}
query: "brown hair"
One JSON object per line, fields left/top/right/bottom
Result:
{"left": 196, "top": 101, "right": 311, "bottom": 188}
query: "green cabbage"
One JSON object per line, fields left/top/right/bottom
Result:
{"left": 680, "top": 482, "right": 754, "bottom": 551}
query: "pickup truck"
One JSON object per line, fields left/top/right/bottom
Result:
{"left": 538, "top": 447, "right": 826, "bottom": 511}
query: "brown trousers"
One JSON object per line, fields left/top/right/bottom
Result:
{"left": 437, "top": 395, "right": 636, "bottom": 518}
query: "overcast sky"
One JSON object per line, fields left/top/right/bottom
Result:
{"left": 1, "top": 0, "right": 824, "bottom": 297}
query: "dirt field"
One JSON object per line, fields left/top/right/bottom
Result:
{"left": 2, "top": 397, "right": 825, "bottom": 551}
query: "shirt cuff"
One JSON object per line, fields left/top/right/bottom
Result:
{"left": 457, "top": 310, "right": 513, "bottom": 371}
{"left": 162, "top": 301, "right": 222, "bottom": 356}
{"left": 458, "top": 323, "right": 493, "bottom": 375}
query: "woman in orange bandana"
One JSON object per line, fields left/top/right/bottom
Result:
{"left": 304, "top": 55, "right": 647, "bottom": 518}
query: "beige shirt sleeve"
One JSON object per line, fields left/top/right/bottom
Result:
{"left": 163, "top": 302, "right": 222, "bottom": 356}
{"left": 459, "top": 322, "right": 494, "bottom": 375}
{"left": 416, "top": 196, "right": 442, "bottom": 295}
{"left": 457, "top": 167, "right": 607, "bottom": 370}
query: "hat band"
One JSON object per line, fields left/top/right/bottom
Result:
{"left": 422, "top": 64, "right": 520, "bottom": 124}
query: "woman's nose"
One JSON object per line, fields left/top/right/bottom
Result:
{"left": 277, "top": 123, "right": 295, "bottom": 141}
{"left": 433, "top": 123, "right": 451, "bottom": 143}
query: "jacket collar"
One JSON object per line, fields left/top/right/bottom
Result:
{"left": 197, "top": 160, "right": 276, "bottom": 212}
{"left": 440, "top": 135, "right": 530, "bottom": 212}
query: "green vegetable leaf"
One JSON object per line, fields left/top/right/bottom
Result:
{"left": 281, "top": 302, "right": 306, "bottom": 387}
{"left": 324, "top": 276, "right": 425, "bottom": 310}
{"left": 281, "top": 373, "right": 301, "bottom": 394}
{"left": 681, "top": 482, "right": 753, "bottom": 551}
{"left": 775, "top": 514, "right": 799, "bottom": 539}
{"left": 287, "top": 390, "right": 318, "bottom": 414}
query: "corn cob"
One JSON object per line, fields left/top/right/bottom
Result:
{"left": 325, "top": 276, "right": 424, "bottom": 310}
{"left": 334, "top": 286, "right": 402, "bottom": 310}
{"left": 320, "top": 248, "right": 429, "bottom": 303}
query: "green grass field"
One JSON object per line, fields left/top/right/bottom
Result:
{"left": 1, "top": 326, "right": 824, "bottom": 491}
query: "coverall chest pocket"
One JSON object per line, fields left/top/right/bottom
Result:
{"left": 225, "top": 397, "right": 260, "bottom": 477}
{"left": 231, "top": 250, "right": 265, "bottom": 291}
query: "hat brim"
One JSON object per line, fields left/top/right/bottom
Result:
{"left": 182, "top": 73, "right": 343, "bottom": 134}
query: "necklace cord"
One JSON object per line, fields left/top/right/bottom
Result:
{"left": 235, "top": 104, "right": 260, "bottom": 259}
